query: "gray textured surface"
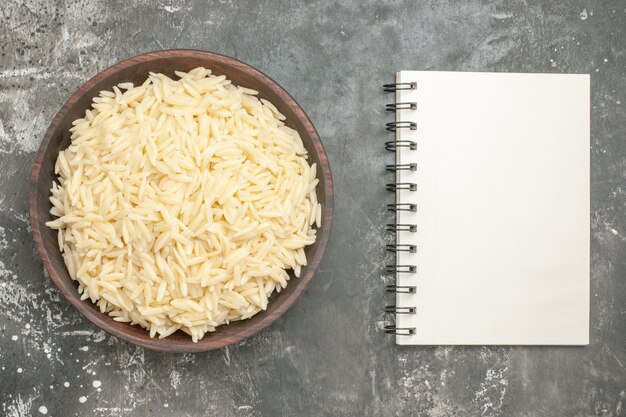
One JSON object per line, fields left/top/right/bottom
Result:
{"left": 1, "top": 0, "right": 625, "bottom": 416}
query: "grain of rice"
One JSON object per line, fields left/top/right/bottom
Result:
{"left": 45, "top": 68, "right": 320, "bottom": 342}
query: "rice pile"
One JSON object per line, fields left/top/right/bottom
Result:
{"left": 46, "top": 67, "right": 321, "bottom": 342}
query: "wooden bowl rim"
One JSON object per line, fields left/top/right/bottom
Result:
{"left": 29, "top": 49, "right": 334, "bottom": 352}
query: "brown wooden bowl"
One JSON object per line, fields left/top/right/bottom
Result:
{"left": 29, "top": 50, "right": 333, "bottom": 352}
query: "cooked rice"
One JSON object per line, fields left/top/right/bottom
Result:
{"left": 46, "top": 67, "right": 321, "bottom": 342}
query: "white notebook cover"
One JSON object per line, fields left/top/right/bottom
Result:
{"left": 394, "top": 71, "right": 590, "bottom": 345}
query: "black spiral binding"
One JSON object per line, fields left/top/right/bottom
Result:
{"left": 384, "top": 81, "right": 417, "bottom": 336}
{"left": 385, "top": 305, "right": 416, "bottom": 314}
{"left": 384, "top": 325, "right": 415, "bottom": 335}
{"left": 386, "top": 183, "right": 416, "bottom": 192}
{"left": 384, "top": 140, "right": 417, "bottom": 152}
{"left": 385, "top": 163, "right": 417, "bottom": 172}
{"left": 385, "top": 285, "right": 416, "bottom": 294}
{"left": 386, "top": 203, "right": 417, "bottom": 212}
{"left": 385, "top": 265, "right": 416, "bottom": 273}
{"left": 385, "top": 244, "right": 417, "bottom": 253}
{"left": 386, "top": 102, "right": 417, "bottom": 111}
{"left": 386, "top": 121, "right": 417, "bottom": 132}
{"left": 383, "top": 82, "right": 417, "bottom": 92}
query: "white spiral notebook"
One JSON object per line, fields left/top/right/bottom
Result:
{"left": 385, "top": 71, "right": 590, "bottom": 345}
